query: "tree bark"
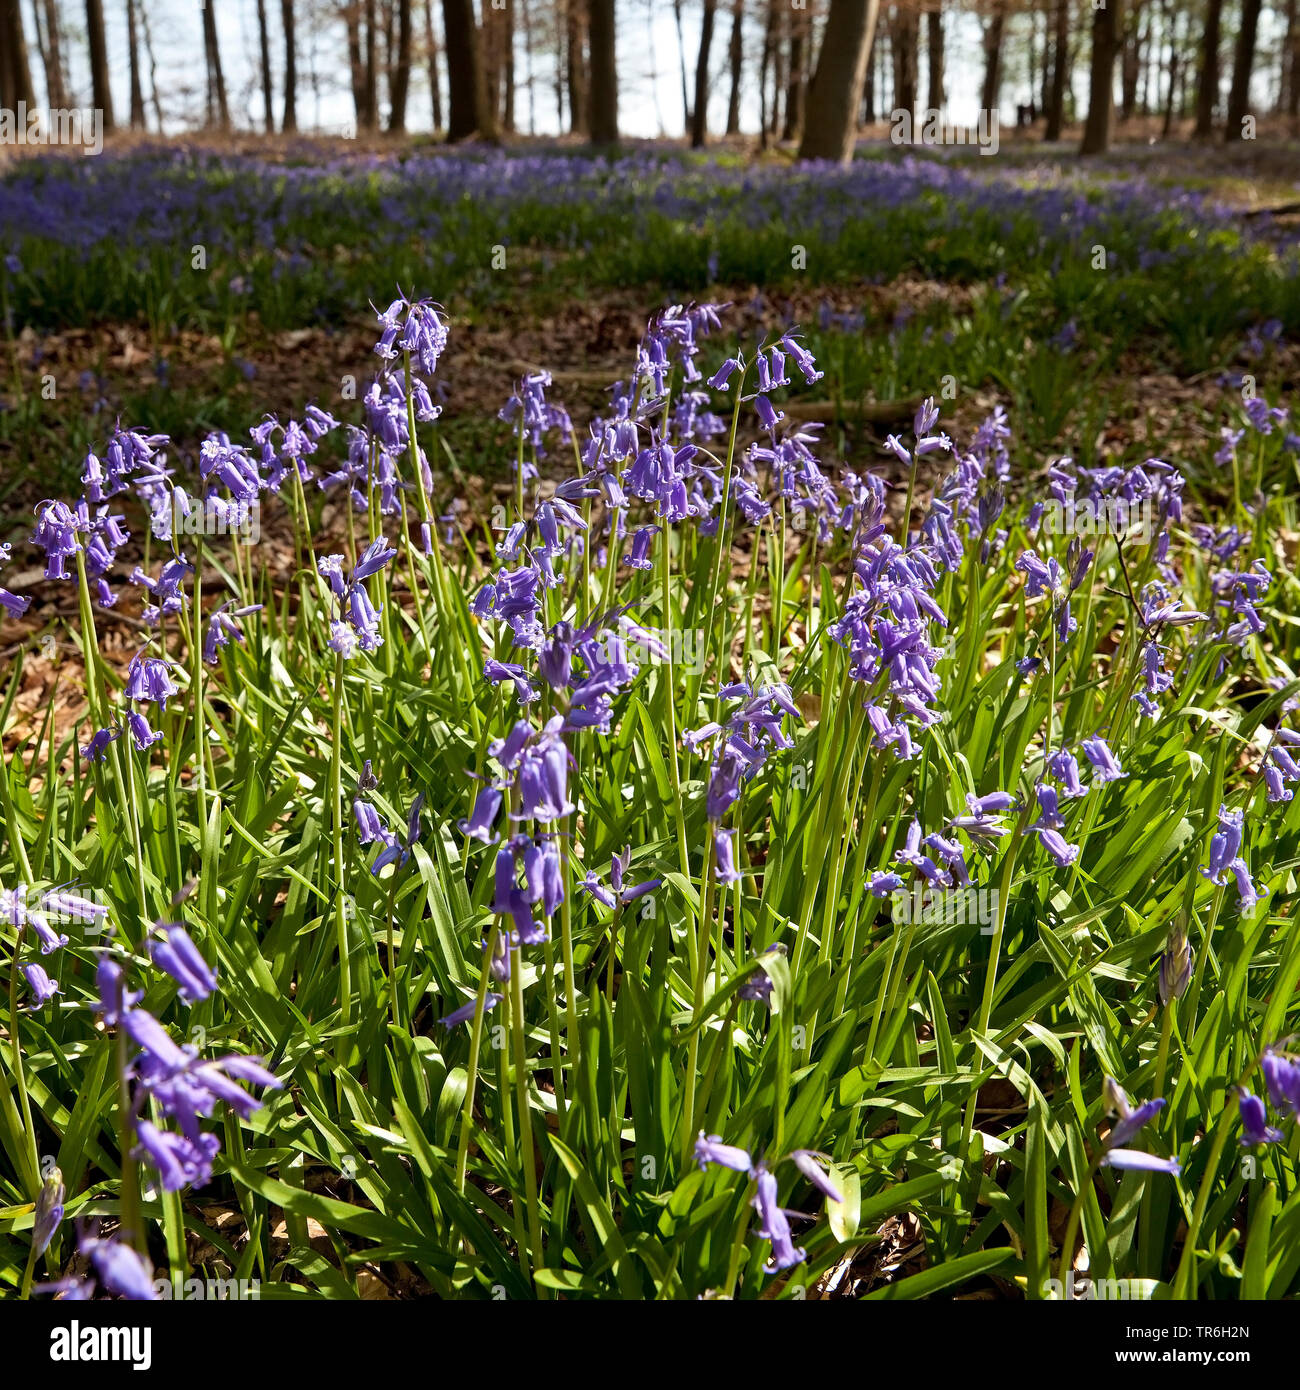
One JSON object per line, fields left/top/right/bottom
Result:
{"left": 980, "top": 1, "right": 1006, "bottom": 114}
{"left": 360, "top": 0, "right": 378, "bottom": 130}
{"left": 1160, "top": 0, "right": 1179, "bottom": 136}
{"left": 34, "top": 0, "right": 69, "bottom": 109}
{"left": 202, "top": 0, "right": 230, "bottom": 130}
{"left": 388, "top": 0, "right": 411, "bottom": 130}
{"left": 726, "top": 0, "right": 744, "bottom": 136}
{"left": 1224, "top": 0, "right": 1262, "bottom": 139}
{"left": 423, "top": 0, "right": 442, "bottom": 128}
{"left": 565, "top": 0, "right": 589, "bottom": 134}
{"left": 783, "top": 2, "right": 810, "bottom": 139}
{"left": 1194, "top": 0, "right": 1223, "bottom": 137}
{"left": 442, "top": 0, "right": 494, "bottom": 139}
{"left": 1044, "top": 0, "right": 1069, "bottom": 139}
{"left": 0, "top": 0, "right": 36, "bottom": 110}
{"left": 1288, "top": 0, "right": 1300, "bottom": 119}
{"left": 798, "top": 0, "right": 879, "bottom": 162}
{"left": 926, "top": 6, "right": 943, "bottom": 111}
{"left": 282, "top": 0, "right": 297, "bottom": 130}
{"left": 127, "top": 0, "right": 148, "bottom": 126}
{"left": 1079, "top": 0, "right": 1121, "bottom": 153}
{"left": 588, "top": 0, "right": 617, "bottom": 141}
{"left": 672, "top": 0, "right": 691, "bottom": 129}
{"left": 254, "top": 0, "right": 274, "bottom": 130}
{"left": 86, "top": 0, "right": 115, "bottom": 129}
{"left": 690, "top": 0, "right": 717, "bottom": 147}
{"left": 1120, "top": 0, "right": 1142, "bottom": 121}
{"left": 891, "top": 6, "right": 918, "bottom": 122}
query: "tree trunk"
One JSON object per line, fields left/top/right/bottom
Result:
{"left": 0, "top": 0, "right": 36, "bottom": 110}
{"left": 360, "top": 0, "right": 378, "bottom": 130}
{"left": 254, "top": 0, "right": 274, "bottom": 130}
{"left": 1120, "top": 0, "right": 1142, "bottom": 121}
{"left": 1224, "top": 0, "right": 1262, "bottom": 139}
{"left": 565, "top": 0, "right": 589, "bottom": 135}
{"left": 1279, "top": 0, "right": 1296, "bottom": 113}
{"left": 927, "top": 6, "right": 944, "bottom": 111}
{"left": 770, "top": 0, "right": 785, "bottom": 132}
{"left": 282, "top": 0, "right": 297, "bottom": 130}
{"left": 782, "top": 4, "right": 809, "bottom": 140}
{"left": 1080, "top": 0, "right": 1121, "bottom": 153}
{"left": 726, "top": 0, "right": 744, "bottom": 136}
{"left": 980, "top": 2, "right": 1006, "bottom": 114}
{"left": 202, "top": 0, "right": 230, "bottom": 130}
{"left": 127, "top": 0, "right": 147, "bottom": 127}
{"left": 502, "top": 0, "right": 516, "bottom": 131}
{"left": 863, "top": 28, "right": 876, "bottom": 121}
{"left": 1044, "top": 0, "right": 1069, "bottom": 139}
{"left": 757, "top": 0, "right": 773, "bottom": 144}
{"left": 588, "top": 0, "right": 616, "bottom": 141}
{"left": 1288, "top": 0, "right": 1300, "bottom": 119}
{"left": 442, "top": 0, "right": 494, "bottom": 139}
{"left": 86, "top": 0, "right": 115, "bottom": 129}
{"left": 1194, "top": 0, "right": 1223, "bottom": 137}
{"left": 672, "top": 0, "right": 691, "bottom": 129}
{"left": 798, "top": 0, "right": 879, "bottom": 162}
{"left": 424, "top": 0, "right": 442, "bottom": 128}
{"left": 388, "top": 0, "right": 411, "bottom": 130}
{"left": 139, "top": 0, "right": 163, "bottom": 129}
{"left": 34, "top": 0, "right": 69, "bottom": 108}
{"left": 690, "top": 0, "right": 717, "bottom": 147}
{"left": 1160, "top": 0, "right": 1179, "bottom": 137}
{"left": 892, "top": 7, "right": 918, "bottom": 122}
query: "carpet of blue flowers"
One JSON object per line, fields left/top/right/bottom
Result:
{"left": 3, "top": 146, "right": 1300, "bottom": 1301}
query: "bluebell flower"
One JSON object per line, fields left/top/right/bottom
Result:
{"left": 790, "top": 1150, "right": 843, "bottom": 1204}
{"left": 148, "top": 923, "right": 218, "bottom": 1004}
{"left": 458, "top": 786, "right": 503, "bottom": 843}
{"left": 439, "top": 992, "right": 503, "bottom": 1029}
{"left": 752, "top": 1164, "right": 805, "bottom": 1273}
{"left": 694, "top": 1132, "right": 754, "bottom": 1174}
{"left": 23, "top": 963, "right": 61, "bottom": 1010}
{"left": 1237, "top": 1088, "right": 1283, "bottom": 1145}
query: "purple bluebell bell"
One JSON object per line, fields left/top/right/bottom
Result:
{"left": 1238, "top": 1089, "right": 1283, "bottom": 1145}
{"left": 148, "top": 923, "right": 218, "bottom": 1004}
{"left": 752, "top": 1164, "right": 806, "bottom": 1272}
{"left": 23, "top": 963, "right": 61, "bottom": 1009}
{"left": 694, "top": 1132, "right": 754, "bottom": 1174}
{"left": 439, "top": 992, "right": 503, "bottom": 1029}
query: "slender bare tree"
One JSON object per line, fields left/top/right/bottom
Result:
{"left": 282, "top": 0, "right": 298, "bottom": 130}
{"left": 980, "top": 0, "right": 1006, "bottom": 114}
{"left": 1044, "top": 0, "right": 1069, "bottom": 139}
{"left": 390, "top": 0, "right": 412, "bottom": 129}
{"left": 690, "top": 0, "right": 717, "bottom": 146}
{"left": 1194, "top": 0, "right": 1224, "bottom": 137}
{"left": 926, "top": 5, "right": 944, "bottom": 112}
{"left": 202, "top": 0, "right": 230, "bottom": 130}
{"left": 424, "top": 0, "right": 442, "bottom": 128}
{"left": 255, "top": 0, "right": 274, "bottom": 130}
{"left": 782, "top": 1, "right": 808, "bottom": 141}
{"left": 87, "top": 0, "right": 116, "bottom": 129}
{"left": 1224, "top": 0, "right": 1262, "bottom": 139}
{"left": 725, "top": 0, "right": 744, "bottom": 136}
